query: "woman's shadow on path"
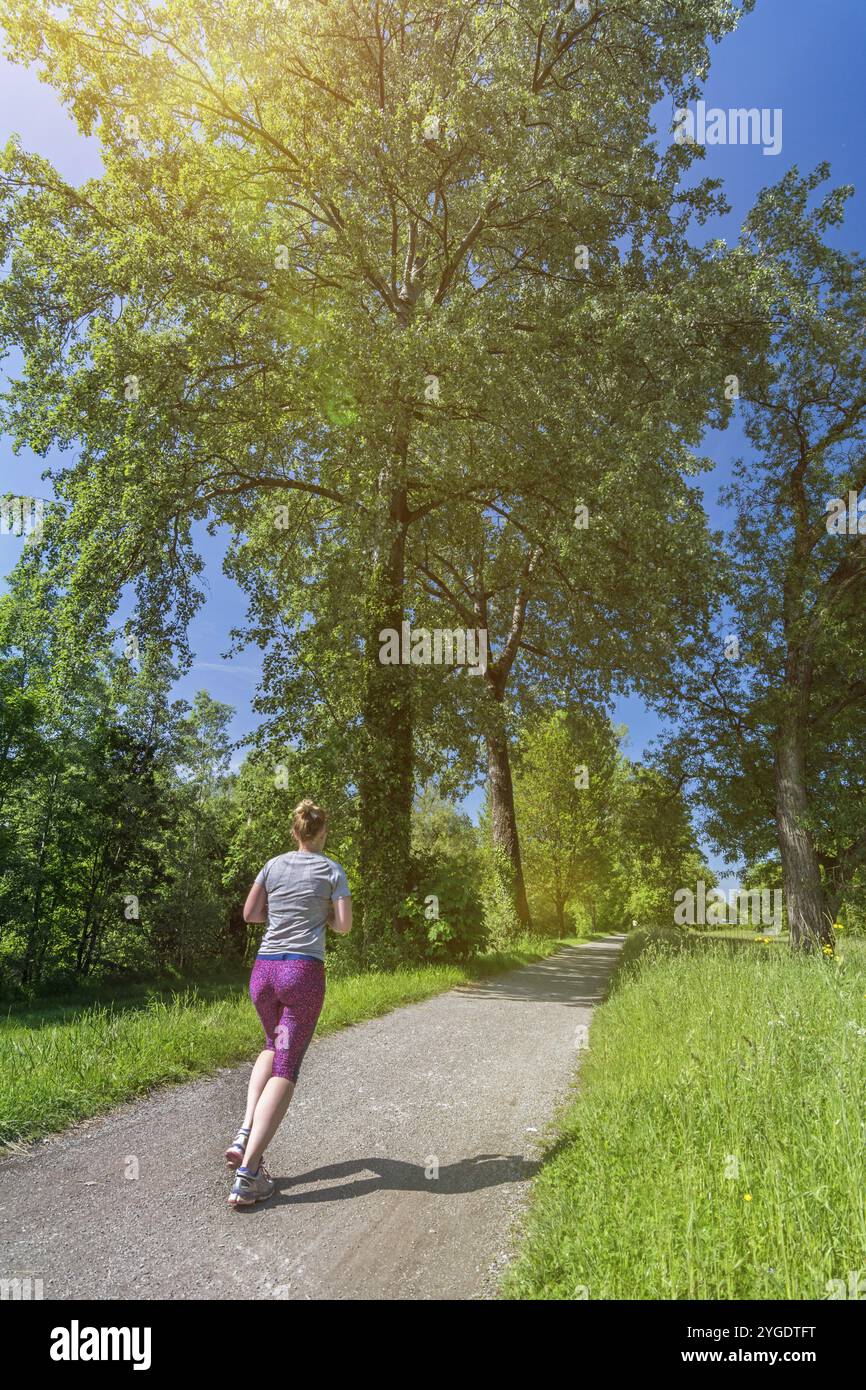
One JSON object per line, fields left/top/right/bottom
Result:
{"left": 263, "top": 1154, "right": 539, "bottom": 1207}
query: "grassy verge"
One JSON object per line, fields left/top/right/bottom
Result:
{"left": 1, "top": 935, "right": 567, "bottom": 1149}
{"left": 504, "top": 928, "right": 866, "bottom": 1300}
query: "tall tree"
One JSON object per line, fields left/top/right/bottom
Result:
{"left": 408, "top": 343, "right": 745, "bottom": 929}
{"left": 514, "top": 708, "right": 712, "bottom": 931}
{"left": 513, "top": 708, "right": 618, "bottom": 933}
{"left": 662, "top": 167, "right": 866, "bottom": 950}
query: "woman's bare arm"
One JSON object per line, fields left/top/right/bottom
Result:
{"left": 329, "top": 897, "right": 353, "bottom": 935}
{"left": 243, "top": 880, "right": 268, "bottom": 924}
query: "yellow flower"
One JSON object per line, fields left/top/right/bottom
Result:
{"left": 743, "top": 1193, "right": 752, "bottom": 1202}
{"left": 834, "top": 922, "right": 844, "bottom": 931}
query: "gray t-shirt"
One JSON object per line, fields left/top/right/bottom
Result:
{"left": 254, "top": 850, "right": 350, "bottom": 962}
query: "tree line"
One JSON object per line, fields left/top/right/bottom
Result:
{"left": 0, "top": 603, "right": 709, "bottom": 992}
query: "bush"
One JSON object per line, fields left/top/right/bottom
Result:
{"left": 403, "top": 789, "right": 488, "bottom": 961}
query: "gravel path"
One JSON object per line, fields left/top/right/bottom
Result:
{"left": 1, "top": 936, "right": 624, "bottom": 1301}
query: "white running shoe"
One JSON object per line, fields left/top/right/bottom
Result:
{"left": 228, "top": 1164, "right": 275, "bottom": 1208}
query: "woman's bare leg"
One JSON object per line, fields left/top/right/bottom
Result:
{"left": 242, "top": 1076, "right": 295, "bottom": 1173}
{"left": 241, "top": 1049, "right": 275, "bottom": 1130}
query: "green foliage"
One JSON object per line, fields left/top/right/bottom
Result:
{"left": 0, "top": 2, "right": 843, "bottom": 986}
{"left": 0, "top": 0, "right": 757, "bottom": 946}
{"left": 661, "top": 167, "right": 866, "bottom": 943}
{"left": 404, "top": 787, "right": 486, "bottom": 961}
{"left": 0, "top": 583, "right": 241, "bottom": 994}
{"left": 513, "top": 710, "right": 715, "bottom": 934}
{"left": 514, "top": 708, "right": 618, "bottom": 933}
{"left": 478, "top": 822, "right": 525, "bottom": 948}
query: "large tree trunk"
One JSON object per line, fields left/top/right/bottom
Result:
{"left": 478, "top": 551, "right": 540, "bottom": 933}
{"left": 354, "top": 257, "right": 428, "bottom": 964}
{"left": 774, "top": 719, "right": 833, "bottom": 951}
{"left": 486, "top": 723, "right": 533, "bottom": 930}
{"left": 357, "top": 487, "right": 413, "bottom": 963}
{"left": 774, "top": 494, "right": 836, "bottom": 952}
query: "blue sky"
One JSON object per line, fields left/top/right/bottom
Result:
{"left": 2, "top": 0, "right": 865, "bottom": 885}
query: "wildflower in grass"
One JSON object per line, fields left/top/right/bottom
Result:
{"left": 822, "top": 943, "right": 835, "bottom": 957}
{"left": 744, "top": 1193, "right": 752, "bottom": 1201}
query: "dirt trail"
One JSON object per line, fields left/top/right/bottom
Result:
{"left": 1, "top": 936, "right": 624, "bottom": 1300}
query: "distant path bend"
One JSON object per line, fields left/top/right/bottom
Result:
{"left": 1, "top": 935, "right": 625, "bottom": 1300}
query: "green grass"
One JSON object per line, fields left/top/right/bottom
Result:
{"left": 504, "top": 928, "right": 866, "bottom": 1301}
{"left": 0, "top": 935, "right": 565, "bottom": 1149}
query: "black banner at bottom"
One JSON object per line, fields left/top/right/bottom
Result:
{"left": 2, "top": 1297, "right": 860, "bottom": 1374}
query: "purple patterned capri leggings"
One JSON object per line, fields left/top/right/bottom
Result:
{"left": 249, "top": 957, "right": 326, "bottom": 1082}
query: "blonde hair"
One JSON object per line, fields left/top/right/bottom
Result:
{"left": 292, "top": 799, "right": 328, "bottom": 845}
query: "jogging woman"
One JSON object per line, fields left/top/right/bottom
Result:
{"left": 226, "top": 799, "right": 352, "bottom": 1208}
